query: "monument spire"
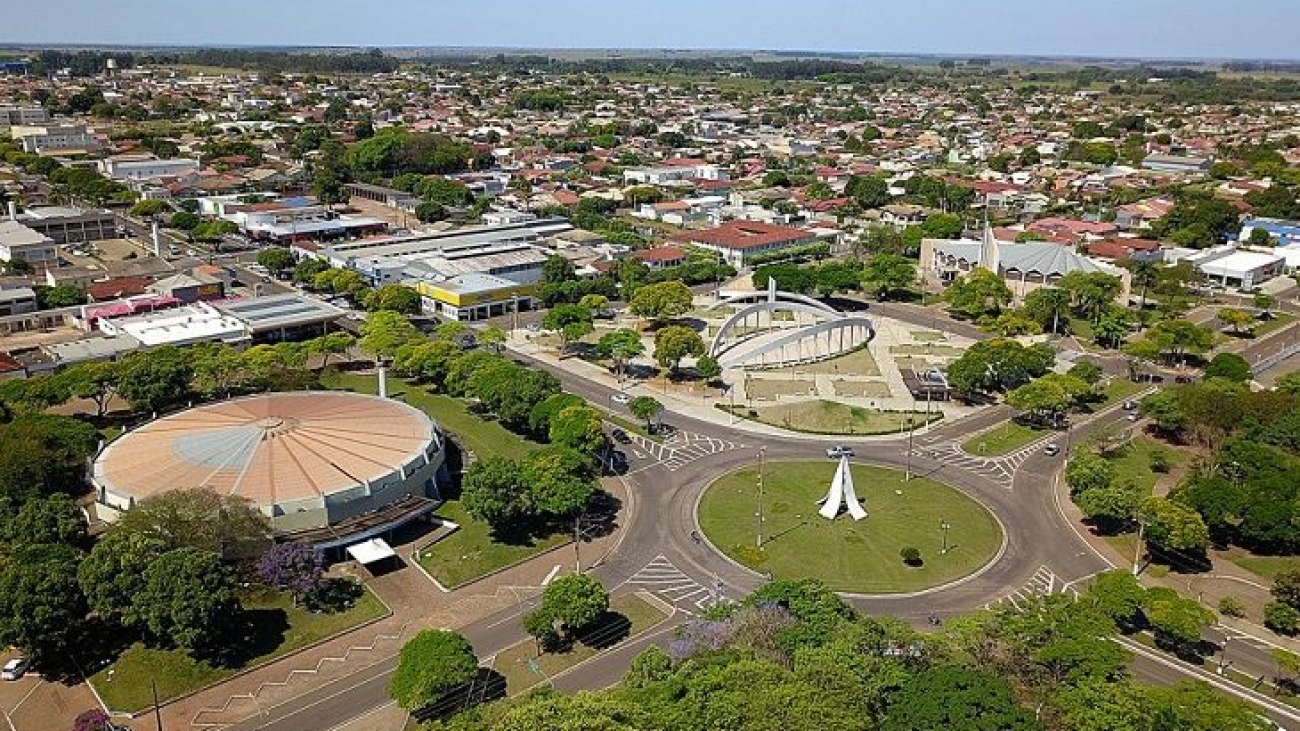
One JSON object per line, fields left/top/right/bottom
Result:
{"left": 819, "top": 456, "right": 867, "bottom": 521}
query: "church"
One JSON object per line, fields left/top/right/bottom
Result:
{"left": 919, "top": 224, "right": 1132, "bottom": 304}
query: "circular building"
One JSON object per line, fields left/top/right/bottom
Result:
{"left": 91, "top": 391, "right": 445, "bottom": 547}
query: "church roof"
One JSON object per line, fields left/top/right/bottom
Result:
{"left": 930, "top": 238, "right": 1119, "bottom": 278}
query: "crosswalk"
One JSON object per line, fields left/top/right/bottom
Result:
{"left": 630, "top": 430, "right": 747, "bottom": 472}
{"left": 983, "top": 566, "right": 1077, "bottom": 611}
{"left": 623, "top": 555, "right": 725, "bottom": 611}
{"left": 910, "top": 434, "right": 1045, "bottom": 488}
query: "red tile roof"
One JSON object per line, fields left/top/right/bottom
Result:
{"left": 675, "top": 221, "right": 814, "bottom": 251}
{"left": 632, "top": 245, "right": 687, "bottom": 264}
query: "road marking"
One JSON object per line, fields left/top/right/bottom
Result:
{"left": 623, "top": 555, "right": 723, "bottom": 610}
{"left": 984, "top": 566, "right": 1075, "bottom": 611}
{"left": 541, "top": 564, "right": 562, "bottom": 586}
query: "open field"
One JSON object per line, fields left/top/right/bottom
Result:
{"left": 745, "top": 378, "right": 817, "bottom": 401}
{"left": 725, "top": 399, "right": 939, "bottom": 435}
{"left": 765, "top": 347, "right": 880, "bottom": 376}
{"left": 962, "top": 420, "right": 1052, "bottom": 456}
{"left": 831, "top": 380, "right": 893, "bottom": 399}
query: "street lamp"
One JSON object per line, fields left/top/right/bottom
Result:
{"left": 1131, "top": 519, "right": 1145, "bottom": 576}
{"left": 940, "top": 520, "right": 951, "bottom": 554}
{"left": 756, "top": 446, "right": 767, "bottom": 549}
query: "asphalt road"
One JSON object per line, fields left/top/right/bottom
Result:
{"left": 213, "top": 347, "right": 1292, "bottom": 731}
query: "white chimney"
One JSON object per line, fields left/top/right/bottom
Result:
{"left": 378, "top": 366, "right": 388, "bottom": 399}
{"left": 151, "top": 220, "right": 161, "bottom": 257}
{"left": 6, "top": 201, "right": 15, "bottom": 221}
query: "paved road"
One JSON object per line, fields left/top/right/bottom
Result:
{"left": 208, "top": 348, "right": 1287, "bottom": 731}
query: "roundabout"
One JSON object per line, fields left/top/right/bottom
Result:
{"left": 696, "top": 461, "right": 1004, "bottom": 595}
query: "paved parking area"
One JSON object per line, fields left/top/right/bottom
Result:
{"left": 0, "top": 652, "right": 100, "bottom": 731}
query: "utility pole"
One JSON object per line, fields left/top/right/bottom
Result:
{"left": 756, "top": 446, "right": 767, "bottom": 549}
{"left": 940, "top": 520, "right": 951, "bottom": 554}
{"left": 906, "top": 400, "right": 915, "bottom": 482}
{"left": 573, "top": 514, "right": 583, "bottom": 573}
{"left": 1131, "top": 520, "right": 1145, "bottom": 576}
{"left": 152, "top": 679, "right": 164, "bottom": 731}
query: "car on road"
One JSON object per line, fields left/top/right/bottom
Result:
{"left": 1122, "top": 400, "right": 1137, "bottom": 411}
{"left": 1126, "top": 412, "right": 1140, "bottom": 422}
{"left": 1043, "top": 443, "right": 1061, "bottom": 457}
{"left": 2, "top": 657, "right": 30, "bottom": 681}
{"left": 826, "top": 445, "right": 855, "bottom": 458}
{"left": 611, "top": 393, "right": 630, "bottom": 405}
{"left": 611, "top": 428, "right": 630, "bottom": 444}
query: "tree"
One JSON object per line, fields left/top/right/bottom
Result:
{"left": 115, "top": 346, "right": 194, "bottom": 414}
{"left": 1272, "top": 569, "right": 1300, "bottom": 610}
{"left": 0, "top": 414, "right": 99, "bottom": 518}
{"left": 1218, "top": 307, "right": 1256, "bottom": 336}
{"left": 944, "top": 268, "right": 1013, "bottom": 319}
{"left": 1065, "top": 450, "right": 1118, "bottom": 495}
{"left": 129, "top": 199, "right": 168, "bottom": 218}
{"left": 1022, "top": 287, "right": 1072, "bottom": 335}
{"left": 1265, "top": 602, "right": 1300, "bottom": 635}
{"left": 256, "top": 247, "right": 296, "bottom": 277}
{"left": 946, "top": 339, "right": 1055, "bottom": 396}
{"left": 114, "top": 488, "right": 272, "bottom": 561}
{"left": 860, "top": 254, "right": 917, "bottom": 300}
{"left": 1139, "top": 497, "right": 1210, "bottom": 554}
{"left": 34, "top": 283, "right": 88, "bottom": 309}
{"left": 71, "top": 709, "right": 114, "bottom": 731}
{"left": 58, "top": 360, "right": 119, "bottom": 417}
{"left": 880, "top": 665, "right": 1039, "bottom": 731}
{"left": 523, "top": 446, "right": 597, "bottom": 517}
{"left": 364, "top": 284, "right": 422, "bottom": 314}
{"left": 537, "top": 573, "right": 609, "bottom": 633}
{"left": 360, "top": 311, "right": 423, "bottom": 359}
{"left": 1142, "top": 319, "right": 1215, "bottom": 364}
{"left": 654, "top": 325, "right": 706, "bottom": 374}
{"left": 307, "top": 331, "right": 356, "bottom": 369}
{"left": 1085, "top": 570, "right": 1147, "bottom": 628}
{"left": 695, "top": 354, "right": 723, "bottom": 384}
{"left": 548, "top": 405, "right": 607, "bottom": 459}
{"left": 0, "top": 544, "right": 88, "bottom": 671}
{"left": 1204, "top": 353, "right": 1252, "bottom": 382}
{"left": 1093, "top": 306, "right": 1133, "bottom": 349}
{"left": 78, "top": 530, "right": 169, "bottom": 629}
{"left": 1060, "top": 271, "right": 1122, "bottom": 323}
{"left": 256, "top": 543, "right": 325, "bottom": 604}
{"left": 988, "top": 311, "right": 1039, "bottom": 337}
{"left": 1006, "top": 374, "right": 1088, "bottom": 425}
{"left": 629, "top": 396, "right": 663, "bottom": 432}
{"left": 1075, "top": 479, "right": 1144, "bottom": 530}
{"left": 461, "top": 457, "right": 528, "bottom": 527}
{"left": 1067, "top": 360, "right": 1104, "bottom": 387}
{"left": 478, "top": 324, "right": 507, "bottom": 354}
{"left": 753, "top": 263, "right": 817, "bottom": 294}
{"left": 813, "top": 261, "right": 861, "bottom": 297}
{"left": 1143, "top": 586, "right": 1215, "bottom": 648}
{"left": 596, "top": 328, "right": 645, "bottom": 377}
{"left": 1149, "top": 681, "right": 1277, "bottom": 731}
{"left": 628, "top": 281, "right": 693, "bottom": 325}
{"left": 136, "top": 547, "right": 242, "bottom": 656}
{"left": 3, "top": 494, "right": 86, "bottom": 548}
{"left": 389, "top": 629, "right": 478, "bottom": 712}
{"left": 542, "top": 303, "right": 594, "bottom": 353}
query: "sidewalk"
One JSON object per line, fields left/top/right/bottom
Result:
{"left": 510, "top": 333, "right": 989, "bottom": 443}
{"left": 124, "top": 480, "right": 629, "bottom": 731}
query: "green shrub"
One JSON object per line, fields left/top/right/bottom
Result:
{"left": 1264, "top": 601, "right": 1300, "bottom": 635}
{"left": 1218, "top": 596, "right": 1246, "bottom": 618}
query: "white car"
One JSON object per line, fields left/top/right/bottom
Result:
{"left": 611, "top": 393, "right": 630, "bottom": 405}
{"left": 826, "top": 445, "right": 855, "bottom": 458}
{"left": 2, "top": 657, "right": 30, "bottom": 681}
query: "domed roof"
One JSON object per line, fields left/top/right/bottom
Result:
{"left": 94, "top": 391, "right": 436, "bottom": 508}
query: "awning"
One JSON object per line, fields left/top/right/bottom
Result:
{"left": 346, "top": 537, "right": 396, "bottom": 565}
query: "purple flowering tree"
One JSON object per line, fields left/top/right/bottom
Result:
{"left": 256, "top": 542, "right": 325, "bottom": 604}
{"left": 71, "top": 709, "right": 111, "bottom": 731}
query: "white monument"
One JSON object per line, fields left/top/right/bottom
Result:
{"left": 819, "top": 456, "right": 867, "bottom": 521}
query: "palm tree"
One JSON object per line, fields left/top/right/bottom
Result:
{"left": 1129, "top": 260, "right": 1159, "bottom": 328}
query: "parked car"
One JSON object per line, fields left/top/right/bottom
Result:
{"left": 2, "top": 657, "right": 30, "bottom": 681}
{"left": 1043, "top": 443, "right": 1061, "bottom": 457}
{"left": 611, "top": 393, "right": 630, "bottom": 405}
{"left": 826, "top": 445, "right": 855, "bottom": 458}
{"left": 1122, "top": 400, "right": 1137, "bottom": 411}
{"left": 611, "top": 428, "right": 630, "bottom": 444}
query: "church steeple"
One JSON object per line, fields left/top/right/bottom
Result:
{"left": 979, "top": 217, "right": 1000, "bottom": 274}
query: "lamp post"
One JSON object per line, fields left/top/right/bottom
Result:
{"left": 940, "top": 520, "right": 951, "bottom": 554}
{"left": 1131, "top": 519, "right": 1145, "bottom": 576}
{"left": 756, "top": 446, "right": 767, "bottom": 549}
{"left": 1218, "top": 635, "right": 1232, "bottom": 675}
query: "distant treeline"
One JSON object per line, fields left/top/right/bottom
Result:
{"left": 31, "top": 50, "right": 137, "bottom": 77}
{"left": 148, "top": 48, "right": 400, "bottom": 75}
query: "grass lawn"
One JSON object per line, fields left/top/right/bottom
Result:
{"left": 831, "top": 380, "right": 893, "bottom": 399}
{"left": 911, "top": 331, "right": 947, "bottom": 342}
{"left": 1218, "top": 547, "right": 1300, "bottom": 582}
{"left": 698, "top": 462, "right": 1002, "bottom": 594}
{"left": 91, "top": 587, "right": 387, "bottom": 713}
{"left": 322, "top": 372, "right": 539, "bottom": 462}
{"left": 1096, "top": 379, "right": 1145, "bottom": 410}
{"left": 745, "top": 378, "right": 816, "bottom": 400}
{"left": 1104, "top": 436, "right": 1181, "bottom": 495}
{"left": 494, "top": 593, "right": 669, "bottom": 694}
{"left": 962, "top": 420, "right": 1051, "bottom": 456}
{"left": 1252, "top": 312, "right": 1297, "bottom": 338}
{"left": 726, "top": 399, "right": 941, "bottom": 436}
{"left": 416, "top": 501, "right": 571, "bottom": 589}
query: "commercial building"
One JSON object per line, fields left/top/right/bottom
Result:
{"left": 16, "top": 206, "right": 117, "bottom": 244}
{"left": 1176, "top": 246, "right": 1286, "bottom": 290}
{"left": 0, "top": 287, "right": 37, "bottom": 316}
{"left": 231, "top": 203, "right": 388, "bottom": 244}
{"left": 214, "top": 293, "right": 345, "bottom": 343}
{"left": 96, "top": 301, "right": 249, "bottom": 348}
{"left": 90, "top": 391, "right": 447, "bottom": 548}
{"left": 412, "top": 273, "right": 535, "bottom": 322}
{"left": 8, "top": 124, "right": 102, "bottom": 155}
{"left": 0, "top": 105, "right": 50, "bottom": 129}
{"left": 0, "top": 220, "right": 58, "bottom": 270}
{"left": 100, "top": 157, "right": 201, "bottom": 182}
{"left": 1141, "top": 153, "right": 1212, "bottom": 175}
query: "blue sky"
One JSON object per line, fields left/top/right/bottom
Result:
{"left": 6, "top": 0, "right": 1300, "bottom": 60}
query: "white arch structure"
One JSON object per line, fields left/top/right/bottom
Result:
{"left": 707, "top": 279, "right": 875, "bottom": 369}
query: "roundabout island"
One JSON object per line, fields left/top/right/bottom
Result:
{"left": 697, "top": 461, "right": 1004, "bottom": 595}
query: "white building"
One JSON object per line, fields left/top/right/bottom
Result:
{"left": 0, "top": 105, "right": 50, "bottom": 129}
{"left": 101, "top": 157, "right": 200, "bottom": 182}
{"left": 1180, "top": 247, "right": 1286, "bottom": 290}
{"left": 9, "top": 124, "right": 101, "bottom": 154}
{"left": 0, "top": 220, "right": 59, "bottom": 270}
{"left": 97, "top": 302, "right": 249, "bottom": 348}
{"left": 623, "top": 164, "right": 728, "bottom": 185}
